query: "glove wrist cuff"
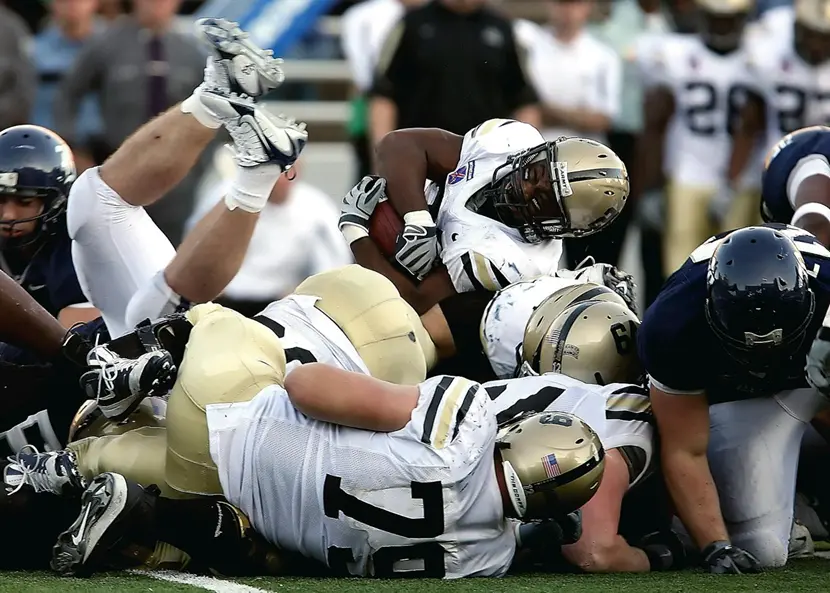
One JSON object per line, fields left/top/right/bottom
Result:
{"left": 403, "top": 210, "right": 434, "bottom": 227}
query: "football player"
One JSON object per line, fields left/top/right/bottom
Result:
{"left": 639, "top": 223, "right": 830, "bottom": 571}
{"left": 51, "top": 364, "right": 603, "bottom": 578}
{"left": 340, "top": 120, "right": 631, "bottom": 314}
{"left": 727, "top": 0, "right": 830, "bottom": 227}
{"left": 481, "top": 279, "right": 641, "bottom": 381}
{"left": 634, "top": 0, "right": 759, "bottom": 277}
{"left": 761, "top": 125, "right": 830, "bottom": 247}
{"left": 486, "top": 372, "right": 682, "bottom": 573}
{"left": 0, "top": 125, "right": 99, "bottom": 327}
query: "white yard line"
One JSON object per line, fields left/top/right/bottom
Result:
{"left": 129, "top": 569, "right": 272, "bottom": 593}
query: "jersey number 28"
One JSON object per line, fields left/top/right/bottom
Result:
{"left": 324, "top": 475, "right": 446, "bottom": 577}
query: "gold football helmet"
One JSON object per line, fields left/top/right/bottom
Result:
{"left": 497, "top": 411, "right": 605, "bottom": 518}
{"left": 487, "top": 137, "right": 629, "bottom": 243}
{"left": 521, "top": 282, "right": 628, "bottom": 373}
{"left": 522, "top": 299, "right": 643, "bottom": 386}
{"left": 68, "top": 398, "right": 166, "bottom": 443}
{"left": 795, "top": 0, "right": 830, "bottom": 64}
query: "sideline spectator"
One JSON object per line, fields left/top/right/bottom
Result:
{"left": 34, "top": 0, "right": 104, "bottom": 174}
{"left": 187, "top": 150, "right": 353, "bottom": 318}
{"left": 0, "top": 2, "right": 36, "bottom": 130}
{"left": 369, "top": 0, "right": 540, "bottom": 150}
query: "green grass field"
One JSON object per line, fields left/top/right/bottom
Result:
{"left": 1, "top": 558, "right": 829, "bottom": 593}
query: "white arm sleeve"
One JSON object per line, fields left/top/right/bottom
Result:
{"left": 787, "top": 154, "right": 830, "bottom": 210}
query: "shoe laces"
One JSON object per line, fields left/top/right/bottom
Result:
{"left": 4, "top": 445, "right": 61, "bottom": 495}
{"left": 88, "top": 334, "right": 130, "bottom": 406}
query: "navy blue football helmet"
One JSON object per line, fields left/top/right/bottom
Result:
{"left": 0, "top": 125, "right": 76, "bottom": 244}
{"left": 705, "top": 226, "right": 816, "bottom": 369}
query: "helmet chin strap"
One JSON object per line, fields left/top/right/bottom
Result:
{"left": 502, "top": 460, "right": 527, "bottom": 519}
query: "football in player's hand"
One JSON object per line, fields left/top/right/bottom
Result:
{"left": 368, "top": 199, "right": 404, "bottom": 258}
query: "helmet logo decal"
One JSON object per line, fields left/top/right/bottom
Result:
{"left": 553, "top": 161, "right": 573, "bottom": 197}
{"left": 0, "top": 172, "right": 18, "bottom": 188}
{"left": 542, "top": 453, "right": 562, "bottom": 478}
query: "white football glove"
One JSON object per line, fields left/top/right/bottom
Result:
{"left": 806, "top": 327, "right": 830, "bottom": 396}
{"left": 555, "top": 260, "right": 638, "bottom": 314}
{"left": 339, "top": 175, "right": 386, "bottom": 244}
{"left": 394, "top": 211, "right": 439, "bottom": 280}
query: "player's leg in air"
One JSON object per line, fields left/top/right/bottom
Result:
{"left": 69, "top": 18, "right": 307, "bottom": 421}
{"left": 68, "top": 17, "right": 306, "bottom": 340}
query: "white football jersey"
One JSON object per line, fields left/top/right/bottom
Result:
{"left": 745, "top": 39, "right": 830, "bottom": 150}
{"left": 651, "top": 34, "right": 756, "bottom": 187}
{"left": 257, "top": 295, "right": 369, "bottom": 375}
{"left": 425, "top": 119, "right": 563, "bottom": 294}
{"left": 484, "top": 373, "right": 654, "bottom": 487}
{"left": 479, "top": 276, "right": 583, "bottom": 379}
{"left": 207, "top": 375, "right": 517, "bottom": 578}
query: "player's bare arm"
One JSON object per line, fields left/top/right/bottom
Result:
{"left": 374, "top": 128, "right": 463, "bottom": 217}
{"left": 650, "top": 386, "right": 729, "bottom": 549}
{"left": 561, "top": 449, "right": 650, "bottom": 572}
{"left": 631, "top": 87, "right": 674, "bottom": 201}
{"left": 350, "top": 236, "right": 456, "bottom": 314}
{"left": 339, "top": 172, "right": 457, "bottom": 313}
{"left": 726, "top": 93, "right": 765, "bottom": 188}
{"left": 0, "top": 270, "right": 77, "bottom": 360}
{"left": 284, "top": 363, "right": 419, "bottom": 432}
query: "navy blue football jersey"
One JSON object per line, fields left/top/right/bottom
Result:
{"left": 638, "top": 223, "right": 830, "bottom": 403}
{"left": 0, "top": 225, "right": 87, "bottom": 317}
{"left": 761, "top": 126, "right": 830, "bottom": 224}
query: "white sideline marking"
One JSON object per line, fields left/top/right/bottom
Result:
{"left": 129, "top": 569, "right": 271, "bottom": 593}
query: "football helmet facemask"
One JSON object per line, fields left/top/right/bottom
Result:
{"left": 695, "top": 0, "right": 752, "bottom": 54}
{"left": 706, "top": 226, "right": 816, "bottom": 371}
{"left": 483, "top": 137, "right": 628, "bottom": 244}
{"left": 795, "top": 0, "right": 830, "bottom": 65}
{"left": 497, "top": 411, "right": 605, "bottom": 519}
{"left": 521, "top": 299, "right": 644, "bottom": 386}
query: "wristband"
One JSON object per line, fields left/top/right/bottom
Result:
{"left": 403, "top": 210, "right": 435, "bottom": 227}
{"left": 341, "top": 224, "right": 368, "bottom": 245}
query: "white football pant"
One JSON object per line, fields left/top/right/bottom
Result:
{"left": 707, "top": 388, "right": 828, "bottom": 567}
{"left": 67, "top": 167, "right": 181, "bottom": 338}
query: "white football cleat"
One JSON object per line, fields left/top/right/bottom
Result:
{"left": 201, "top": 93, "right": 307, "bottom": 170}
{"left": 195, "top": 18, "right": 285, "bottom": 98}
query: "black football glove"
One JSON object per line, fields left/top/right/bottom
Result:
{"left": 701, "top": 540, "right": 761, "bottom": 574}
{"left": 637, "top": 529, "right": 689, "bottom": 571}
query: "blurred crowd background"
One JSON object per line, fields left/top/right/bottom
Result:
{"left": 0, "top": 0, "right": 807, "bottom": 312}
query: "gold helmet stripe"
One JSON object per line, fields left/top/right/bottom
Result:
{"left": 547, "top": 300, "right": 596, "bottom": 372}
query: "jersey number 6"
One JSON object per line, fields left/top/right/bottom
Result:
{"left": 324, "top": 475, "right": 446, "bottom": 577}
